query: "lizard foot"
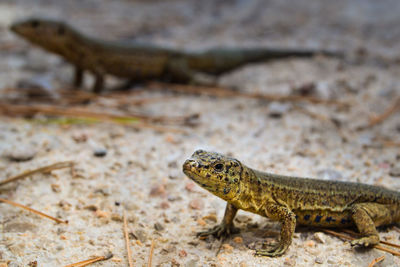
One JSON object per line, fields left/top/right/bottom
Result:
{"left": 196, "top": 223, "right": 239, "bottom": 239}
{"left": 350, "top": 235, "right": 379, "bottom": 247}
{"left": 254, "top": 243, "right": 288, "bottom": 257}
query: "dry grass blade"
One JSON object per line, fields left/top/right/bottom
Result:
{"left": 0, "top": 103, "right": 190, "bottom": 132}
{"left": 321, "top": 229, "right": 353, "bottom": 241}
{"left": 0, "top": 161, "right": 74, "bottom": 186}
{"left": 0, "top": 198, "right": 68, "bottom": 224}
{"left": 147, "top": 239, "right": 155, "bottom": 267}
{"left": 359, "top": 97, "right": 400, "bottom": 130}
{"left": 368, "top": 255, "right": 385, "bottom": 267}
{"left": 63, "top": 253, "right": 113, "bottom": 267}
{"left": 382, "top": 141, "right": 400, "bottom": 147}
{"left": 321, "top": 229, "right": 400, "bottom": 256}
{"left": 0, "top": 103, "right": 192, "bottom": 125}
{"left": 123, "top": 210, "right": 134, "bottom": 267}
{"left": 148, "top": 82, "right": 345, "bottom": 106}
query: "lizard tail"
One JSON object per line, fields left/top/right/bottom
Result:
{"left": 189, "top": 47, "right": 342, "bottom": 75}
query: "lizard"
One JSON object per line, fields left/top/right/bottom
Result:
{"left": 182, "top": 149, "right": 400, "bottom": 257}
{"left": 10, "top": 18, "right": 341, "bottom": 93}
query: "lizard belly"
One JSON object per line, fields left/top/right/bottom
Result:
{"left": 293, "top": 209, "right": 353, "bottom": 227}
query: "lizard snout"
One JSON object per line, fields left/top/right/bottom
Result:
{"left": 183, "top": 159, "right": 196, "bottom": 172}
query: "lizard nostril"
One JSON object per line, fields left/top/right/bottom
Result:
{"left": 183, "top": 159, "right": 197, "bottom": 171}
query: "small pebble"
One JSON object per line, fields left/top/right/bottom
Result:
{"left": 133, "top": 229, "right": 147, "bottom": 243}
{"left": 179, "top": 249, "right": 187, "bottom": 258}
{"left": 327, "top": 256, "right": 336, "bottom": 264}
{"left": 389, "top": 166, "right": 400, "bottom": 177}
{"left": 71, "top": 132, "right": 88, "bottom": 143}
{"left": 315, "top": 257, "right": 324, "bottom": 264}
{"left": 95, "top": 210, "right": 110, "bottom": 218}
{"left": 202, "top": 213, "right": 217, "bottom": 222}
{"left": 93, "top": 148, "right": 107, "bottom": 157}
{"left": 4, "top": 222, "right": 37, "bottom": 233}
{"left": 313, "top": 232, "right": 326, "bottom": 244}
{"left": 160, "top": 201, "right": 170, "bottom": 209}
{"left": 304, "top": 240, "right": 315, "bottom": 247}
{"left": 189, "top": 199, "right": 204, "bottom": 210}
{"left": 268, "top": 102, "right": 290, "bottom": 118}
{"left": 111, "top": 213, "right": 123, "bottom": 222}
{"left": 185, "top": 259, "right": 197, "bottom": 267}
{"left": 51, "top": 184, "right": 61, "bottom": 193}
{"left": 197, "top": 218, "right": 206, "bottom": 226}
{"left": 185, "top": 182, "right": 196, "bottom": 192}
{"left": 6, "top": 147, "right": 36, "bottom": 161}
{"left": 149, "top": 184, "right": 166, "bottom": 197}
{"left": 222, "top": 244, "right": 233, "bottom": 253}
{"left": 154, "top": 222, "right": 164, "bottom": 231}
{"left": 284, "top": 257, "right": 296, "bottom": 266}
{"left": 233, "top": 236, "right": 243, "bottom": 244}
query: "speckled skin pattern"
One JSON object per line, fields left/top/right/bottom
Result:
{"left": 183, "top": 150, "right": 400, "bottom": 257}
{"left": 10, "top": 18, "right": 339, "bottom": 92}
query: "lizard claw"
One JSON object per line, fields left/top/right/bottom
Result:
{"left": 197, "top": 224, "right": 239, "bottom": 238}
{"left": 350, "top": 236, "right": 379, "bottom": 247}
{"left": 254, "top": 243, "right": 288, "bottom": 257}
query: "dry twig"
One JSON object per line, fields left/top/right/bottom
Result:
{"left": 0, "top": 198, "right": 68, "bottom": 224}
{"left": 321, "top": 229, "right": 400, "bottom": 256}
{"left": 147, "top": 239, "right": 155, "bottom": 267}
{"left": 342, "top": 229, "right": 400, "bottom": 249}
{"left": 63, "top": 253, "right": 113, "bottom": 267}
{"left": 367, "top": 255, "right": 385, "bottom": 267}
{"left": 0, "top": 103, "right": 189, "bottom": 133}
{"left": 123, "top": 210, "right": 134, "bottom": 267}
{"left": 359, "top": 97, "right": 400, "bottom": 130}
{"left": 0, "top": 161, "right": 74, "bottom": 186}
{"left": 0, "top": 103, "right": 190, "bottom": 124}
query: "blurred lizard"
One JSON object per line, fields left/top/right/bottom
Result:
{"left": 11, "top": 18, "right": 341, "bottom": 93}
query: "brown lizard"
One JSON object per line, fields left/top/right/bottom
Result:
{"left": 10, "top": 18, "right": 341, "bottom": 93}
{"left": 183, "top": 150, "right": 400, "bottom": 257}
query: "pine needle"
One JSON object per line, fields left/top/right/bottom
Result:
{"left": 63, "top": 253, "right": 113, "bottom": 267}
{"left": 368, "top": 255, "right": 385, "bottom": 267}
{"left": 0, "top": 198, "right": 68, "bottom": 224}
{"left": 358, "top": 97, "right": 400, "bottom": 130}
{"left": 0, "top": 103, "right": 194, "bottom": 126}
{"left": 0, "top": 161, "right": 74, "bottom": 186}
{"left": 147, "top": 239, "right": 155, "bottom": 267}
{"left": 123, "top": 210, "right": 134, "bottom": 267}
{"left": 321, "top": 229, "right": 400, "bottom": 256}
{"left": 148, "top": 82, "right": 346, "bottom": 106}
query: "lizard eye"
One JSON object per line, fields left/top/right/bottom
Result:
{"left": 214, "top": 163, "right": 224, "bottom": 172}
{"left": 31, "top": 20, "right": 40, "bottom": 28}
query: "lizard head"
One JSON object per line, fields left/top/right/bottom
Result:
{"left": 10, "top": 18, "right": 76, "bottom": 49}
{"left": 183, "top": 150, "right": 243, "bottom": 201}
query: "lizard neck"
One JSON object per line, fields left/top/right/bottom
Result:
{"left": 231, "top": 165, "right": 271, "bottom": 215}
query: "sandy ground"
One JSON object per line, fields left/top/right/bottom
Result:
{"left": 1, "top": 0, "right": 400, "bottom": 266}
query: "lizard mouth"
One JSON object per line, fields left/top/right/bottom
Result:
{"left": 182, "top": 160, "right": 213, "bottom": 189}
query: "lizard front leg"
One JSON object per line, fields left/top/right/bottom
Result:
{"left": 255, "top": 203, "right": 296, "bottom": 257}
{"left": 92, "top": 74, "right": 104, "bottom": 93}
{"left": 74, "top": 67, "right": 84, "bottom": 88}
{"left": 197, "top": 203, "right": 239, "bottom": 238}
